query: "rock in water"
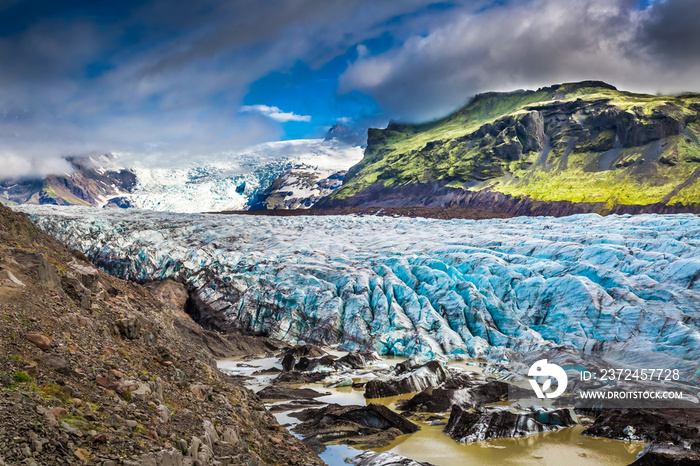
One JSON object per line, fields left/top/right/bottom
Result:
{"left": 365, "top": 361, "right": 448, "bottom": 398}
{"left": 582, "top": 408, "right": 700, "bottom": 447}
{"left": 444, "top": 406, "right": 576, "bottom": 442}
{"left": 338, "top": 351, "right": 366, "bottom": 369}
{"left": 257, "top": 385, "right": 328, "bottom": 400}
{"left": 292, "top": 403, "right": 419, "bottom": 451}
{"left": 346, "top": 451, "right": 438, "bottom": 466}
{"left": 398, "top": 373, "right": 508, "bottom": 412}
{"left": 279, "top": 344, "right": 327, "bottom": 371}
{"left": 630, "top": 443, "right": 700, "bottom": 466}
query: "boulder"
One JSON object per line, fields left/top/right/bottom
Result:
{"left": 132, "top": 383, "right": 152, "bottom": 401}
{"left": 294, "top": 354, "right": 338, "bottom": 372}
{"left": 69, "top": 261, "right": 100, "bottom": 292}
{"left": 59, "top": 276, "right": 92, "bottom": 309}
{"left": 25, "top": 333, "right": 51, "bottom": 351}
{"left": 365, "top": 361, "right": 448, "bottom": 399}
{"left": 117, "top": 316, "right": 142, "bottom": 340}
{"left": 190, "top": 384, "right": 213, "bottom": 402}
{"left": 64, "top": 313, "right": 96, "bottom": 330}
{"left": 40, "top": 355, "right": 72, "bottom": 375}
{"left": 156, "top": 404, "right": 171, "bottom": 423}
{"left": 284, "top": 344, "right": 326, "bottom": 359}
{"left": 281, "top": 353, "right": 296, "bottom": 371}
{"left": 279, "top": 344, "right": 327, "bottom": 371}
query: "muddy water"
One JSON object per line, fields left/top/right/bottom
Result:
{"left": 218, "top": 355, "right": 644, "bottom": 466}
{"left": 374, "top": 423, "right": 641, "bottom": 466}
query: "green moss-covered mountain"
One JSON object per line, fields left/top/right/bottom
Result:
{"left": 323, "top": 81, "right": 700, "bottom": 215}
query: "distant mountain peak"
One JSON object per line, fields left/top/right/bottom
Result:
{"left": 324, "top": 122, "right": 367, "bottom": 146}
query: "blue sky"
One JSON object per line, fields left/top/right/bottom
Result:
{"left": 1, "top": 0, "right": 699, "bottom": 176}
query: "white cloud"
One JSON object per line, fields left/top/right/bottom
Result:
{"left": 240, "top": 105, "right": 312, "bottom": 122}
{"left": 0, "top": 152, "right": 72, "bottom": 179}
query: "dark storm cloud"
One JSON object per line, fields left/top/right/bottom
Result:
{"left": 340, "top": 0, "right": 700, "bottom": 121}
{"left": 638, "top": 0, "right": 700, "bottom": 63}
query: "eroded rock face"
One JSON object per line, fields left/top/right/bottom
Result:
{"left": 292, "top": 403, "right": 419, "bottom": 452}
{"left": 365, "top": 361, "right": 448, "bottom": 399}
{"left": 444, "top": 406, "right": 576, "bottom": 442}
{"left": 145, "top": 279, "right": 189, "bottom": 314}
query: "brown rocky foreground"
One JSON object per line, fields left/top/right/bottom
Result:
{"left": 0, "top": 203, "right": 323, "bottom": 465}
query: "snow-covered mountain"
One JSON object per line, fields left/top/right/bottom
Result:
{"left": 126, "top": 139, "right": 363, "bottom": 212}
{"left": 17, "top": 206, "right": 700, "bottom": 375}
{"left": 1, "top": 139, "right": 363, "bottom": 212}
{"left": 0, "top": 154, "right": 136, "bottom": 208}
{"left": 255, "top": 166, "right": 347, "bottom": 209}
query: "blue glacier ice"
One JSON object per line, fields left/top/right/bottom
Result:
{"left": 15, "top": 206, "right": 700, "bottom": 367}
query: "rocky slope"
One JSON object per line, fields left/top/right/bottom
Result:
{"left": 0, "top": 203, "right": 322, "bottom": 465}
{"left": 321, "top": 81, "right": 700, "bottom": 215}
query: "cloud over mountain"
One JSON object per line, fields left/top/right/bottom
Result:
{"left": 340, "top": 0, "right": 700, "bottom": 121}
{"left": 1, "top": 0, "right": 698, "bottom": 177}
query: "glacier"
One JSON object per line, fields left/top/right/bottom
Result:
{"left": 15, "top": 206, "right": 700, "bottom": 369}
{"left": 125, "top": 139, "right": 363, "bottom": 212}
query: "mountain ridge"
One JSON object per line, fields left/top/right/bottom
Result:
{"left": 1, "top": 138, "right": 363, "bottom": 212}
{"left": 320, "top": 81, "right": 700, "bottom": 215}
